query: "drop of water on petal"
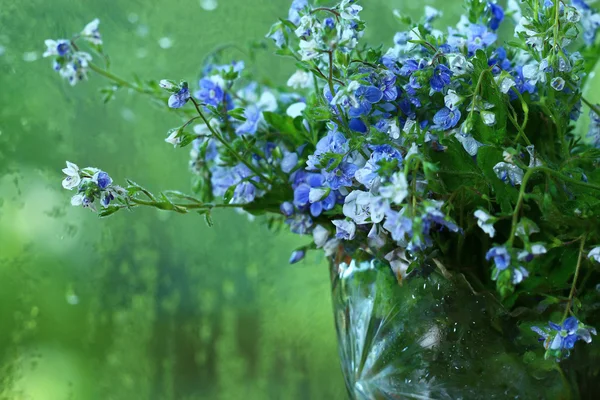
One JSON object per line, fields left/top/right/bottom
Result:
{"left": 158, "top": 37, "right": 173, "bottom": 49}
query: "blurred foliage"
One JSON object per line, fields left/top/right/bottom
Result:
{"left": 0, "top": 0, "right": 493, "bottom": 399}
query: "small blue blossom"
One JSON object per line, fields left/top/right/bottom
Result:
{"left": 433, "top": 107, "right": 461, "bottom": 130}
{"left": 430, "top": 64, "right": 452, "bottom": 93}
{"left": 324, "top": 162, "right": 359, "bottom": 190}
{"left": 306, "top": 128, "right": 349, "bottom": 170}
{"left": 293, "top": 173, "right": 336, "bottom": 216}
{"left": 236, "top": 105, "right": 262, "bottom": 135}
{"left": 586, "top": 105, "right": 600, "bottom": 147}
{"left": 532, "top": 317, "right": 597, "bottom": 360}
{"left": 487, "top": 2, "right": 505, "bottom": 31}
{"left": 383, "top": 210, "right": 413, "bottom": 242}
{"left": 486, "top": 246, "right": 511, "bottom": 271}
{"left": 281, "top": 151, "right": 299, "bottom": 173}
{"left": 378, "top": 71, "right": 398, "bottom": 101}
{"left": 168, "top": 86, "right": 190, "bottom": 109}
{"left": 355, "top": 145, "right": 403, "bottom": 189}
{"left": 286, "top": 213, "right": 313, "bottom": 235}
{"left": 280, "top": 201, "right": 294, "bottom": 216}
{"left": 288, "top": 0, "right": 308, "bottom": 25}
{"left": 467, "top": 24, "right": 497, "bottom": 53}
{"left": 194, "top": 78, "right": 225, "bottom": 107}
{"left": 93, "top": 171, "right": 112, "bottom": 189}
{"left": 289, "top": 249, "right": 306, "bottom": 264}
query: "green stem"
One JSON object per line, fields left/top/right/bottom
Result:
{"left": 507, "top": 167, "right": 536, "bottom": 246}
{"left": 562, "top": 235, "right": 587, "bottom": 321}
{"left": 189, "top": 98, "right": 273, "bottom": 188}
{"left": 581, "top": 96, "right": 600, "bottom": 118}
{"left": 88, "top": 63, "right": 153, "bottom": 94}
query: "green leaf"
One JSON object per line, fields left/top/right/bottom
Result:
{"left": 228, "top": 107, "right": 247, "bottom": 121}
{"left": 98, "top": 205, "right": 121, "bottom": 217}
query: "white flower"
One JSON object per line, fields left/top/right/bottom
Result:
{"left": 71, "top": 193, "right": 84, "bottom": 206}
{"left": 405, "top": 143, "right": 419, "bottom": 160}
{"left": 455, "top": 133, "right": 483, "bottom": 157}
{"left": 531, "top": 244, "right": 547, "bottom": 255}
{"left": 495, "top": 75, "right": 516, "bottom": 94}
{"left": 323, "top": 238, "right": 341, "bottom": 257}
{"left": 340, "top": 1, "right": 362, "bottom": 20}
{"left": 507, "top": 0, "right": 522, "bottom": 22}
{"left": 526, "top": 145, "right": 543, "bottom": 167}
{"left": 474, "top": 210, "right": 496, "bottom": 238}
{"left": 309, "top": 188, "right": 329, "bottom": 203}
{"left": 332, "top": 219, "right": 356, "bottom": 240}
{"left": 387, "top": 119, "right": 400, "bottom": 139}
{"left": 385, "top": 249, "right": 410, "bottom": 280}
{"left": 481, "top": 111, "right": 496, "bottom": 126}
{"left": 62, "top": 161, "right": 81, "bottom": 190}
{"left": 447, "top": 54, "right": 473, "bottom": 76}
{"left": 313, "top": 225, "right": 330, "bottom": 248}
{"left": 367, "top": 224, "right": 386, "bottom": 249}
{"left": 403, "top": 119, "right": 416, "bottom": 134}
{"left": 588, "top": 247, "right": 600, "bottom": 263}
{"left": 493, "top": 162, "right": 524, "bottom": 185}
{"left": 287, "top": 70, "right": 312, "bottom": 89}
{"left": 81, "top": 19, "right": 102, "bottom": 45}
{"left": 257, "top": 91, "right": 278, "bottom": 112}
{"left": 165, "top": 129, "right": 181, "bottom": 147}
{"left": 343, "top": 190, "right": 371, "bottom": 224}
{"left": 299, "top": 39, "right": 320, "bottom": 61}
{"left": 159, "top": 79, "right": 176, "bottom": 90}
{"left": 286, "top": 102, "right": 306, "bottom": 118}
{"left": 444, "top": 90, "right": 461, "bottom": 109}
{"left": 380, "top": 172, "right": 408, "bottom": 205}
{"left": 43, "top": 39, "right": 69, "bottom": 57}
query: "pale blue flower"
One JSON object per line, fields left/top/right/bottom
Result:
{"left": 289, "top": 249, "right": 306, "bottom": 264}
{"left": 332, "top": 219, "right": 357, "bottom": 240}
{"left": 168, "top": 86, "right": 190, "bottom": 109}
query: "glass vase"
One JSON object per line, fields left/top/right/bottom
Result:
{"left": 329, "top": 252, "right": 597, "bottom": 399}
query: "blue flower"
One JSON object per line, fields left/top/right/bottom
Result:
{"left": 286, "top": 213, "right": 313, "bottom": 235}
{"left": 486, "top": 246, "right": 510, "bottom": 270}
{"left": 383, "top": 210, "right": 413, "bottom": 242}
{"left": 280, "top": 201, "right": 294, "bottom": 216}
{"left": 236, "top": 105, "right": 261, "bottom": 135}
{"left": 306, "top": 128, "right": 349, "bottom": 170}
{"left": 289, "top": 250, "right": 306, "bottom": 264}
{"left": 101, "top": 191, "right": 114, "bottom": 207}
{"left": 355, "top": 145, "right": 403, "bottom": 189}
{"left": 281, "top": 151, "right": 299, "bottom": 173}
{"left": 168, "top": 86, "right": 190, "bottom": 109}
{"left": 348, "top": 118, "right": 367, "bottom": 133}
{"left": 194, "top": 78, "right": 225, "bottom": 107}
{"left": 378, "top": 71, "right": 398, "bottom": 101}
{"left": 293, "top": 173, "right": 336, "bottom": 217}
{"left": 532, "top": 317, "right": 597, "bottom": 359}
{"left": 324, "top": 162, "right": 358, "bottom": 190}
{"left": 433, "top": 107, "right": 461, "bottom": 130}
{"left": 348, "top": 85, "right": 382, "bottom": 117}
{"left": 288, "top": 0, "right": 308, "bottom": 25}
{"left": 323, "top": 17, "right": 336, "bottom": 30}
{"left": 93, "top": 171, "right": 112, "bottom": 189}
{"left": 467, "top": 24, "right": 497, "bottom": 53}
{"left": 430, "top": 64, "right": 452, "bottom": 92}
{"left": 399, "top": 59, "right": 419, "bottom": 77}
{"left": 487, "top": 2, "right": 504, "bottom": 31}
{"left": 587, "top": 104, "right": 600, "bottom": 147}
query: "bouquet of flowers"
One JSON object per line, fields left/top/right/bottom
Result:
{"left": 46, "top": 0, "right": 600, "bottom": 390}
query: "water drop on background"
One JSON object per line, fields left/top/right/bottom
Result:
{"left": 158, "top": 37, "right": 172, "bottom": 49}
{"left": 200, "top": 0, "right": 218, "bottom": 11}
{"left": 22, "top": 51, "right": 38, "bottom": 62}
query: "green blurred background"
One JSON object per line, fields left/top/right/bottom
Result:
{"left": 5, "top": 1, "right": 599, "bottom": 399}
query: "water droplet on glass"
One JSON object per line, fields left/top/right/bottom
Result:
{"left": 136, "top": 25, "right": 149, "bottom": 37}
{"left": 200, "top": 0, "right": 218, "bottom": 11}
{"left": 127, "top": 13, "right": 139, "bottom": 23}
{"left": 158, "top": 37, "right": 173, "bottom": 49}
{"left": 121, "top": 109, "right": 135, "bottom": 121}
{"left": 135, "top": 48, "right": 148, "bottom": 58}
{"left": 22, "top": 51, "right": 38, "bottom": 62}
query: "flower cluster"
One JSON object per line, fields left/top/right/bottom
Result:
{"left": 61, "top": 162, "right": 125, "bottom": 211}
{"left": 43, "top": 19, "right": 102, "bottom": 85}
{"left": 53, "top": 0, "right": 600, "bottom": 362}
